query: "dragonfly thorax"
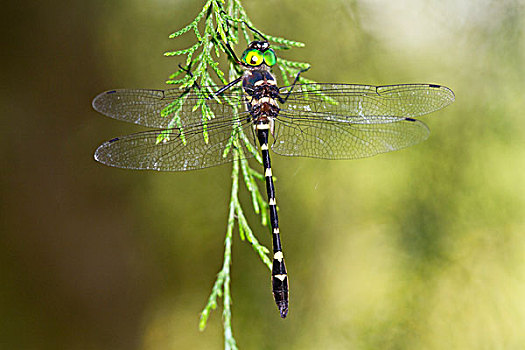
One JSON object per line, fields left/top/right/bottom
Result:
{"left": 243, "top": 69, "right": 280, "bottom": 126}
{"left": 242, "top": 69, "right": 277, "bottom": 92}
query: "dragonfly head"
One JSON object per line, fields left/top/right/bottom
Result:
{"left": 241, "top": 41, "right": 277, "bottom": 68}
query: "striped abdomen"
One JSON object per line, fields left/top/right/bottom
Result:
{"left": 255, "top": 125, "right": 289, "bottom": 318}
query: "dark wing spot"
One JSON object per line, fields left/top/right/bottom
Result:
{"left": 109, "top": 137, "right": 120, "bottom": 143}
{"left": 107, "top": 90, "right": 117, "bottom": 94}
{"left": 405, "top": 118, "right": 417, "bottom": 122}
{"left": 429, "top": 84, "right": 441, "bottom": 88}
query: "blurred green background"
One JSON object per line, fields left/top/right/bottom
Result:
{"left": 2, "top": 0, "right": 524, "bottom": 349}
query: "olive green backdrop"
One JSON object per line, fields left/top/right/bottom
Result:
{"left": 2, "top": 0, "right": 524, "bottom": 349}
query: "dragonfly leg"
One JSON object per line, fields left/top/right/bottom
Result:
{"left": 280, "top": 66, "right": 311, "bottom": 103}
{"left": 179, "top": 62, "right": 242, "bottom": 100}
{"left": 178, "top": 63, "right": 203, "bottom": 91}
{"left": 219, "top": 10, "right": 268, "bottom": 43}
{"left": 208, "top": 76, "right": 243, "bottom": 98}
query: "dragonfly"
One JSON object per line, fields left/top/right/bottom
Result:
{"left": 92, "top": 40, "right": 455, "bottom": 319}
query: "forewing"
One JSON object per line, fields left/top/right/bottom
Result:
{"left": 272, "top": 110, "right": 429, "bottom": 159}
{"left": 92, "top": 87, "right": 246, "bottom": 128}
{"left": 280, "top": 83, "right": 455, "bottom": 118}
{"left": 94, "top": 116, "right": 256, "bottom": 171}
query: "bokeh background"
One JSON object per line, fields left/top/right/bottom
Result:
{"left": 2, "top": 0, "right": 524, "bottom": 349}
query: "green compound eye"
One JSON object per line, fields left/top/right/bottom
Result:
{"left": 264, "top": 49, "right": 277, "bottom": 66}
{"left": 242, "top": 49, "right": 264, "bottom": 66}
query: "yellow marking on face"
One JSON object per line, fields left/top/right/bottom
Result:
{"left": 269, "top": 198, "right": 276, "bottom": 206}
{"left": 260, "top": 143, "right": 268, "bottom": 150}
{"left": 274, "top": 251, "right": 284, "bottom": 262}
{"left": 274, "top": 274, "right": 287, "bottom": 281}
{"left": 267, "top": 79, "right": 277, "bottom": 85}
{"left": 265, "top": 168, "right": 272, "bottom": 177}
{"left": 254, "top": 80, "right": 265, "bottom": 86}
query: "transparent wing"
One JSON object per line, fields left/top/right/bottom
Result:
{"left": 94, "top": 115, "right": 256, "bottom": 171}
{"left": 272, "top": 110, "right": 430, "bottom": 159}
{"left": 279, "top": 83, "right": 455, "bottom": 118}
{"left": 92, "top": 87, "right": 246, "bottom": 128}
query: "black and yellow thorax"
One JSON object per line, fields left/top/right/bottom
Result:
{"left": 239, "top": 41, "right": 281, "bottom": 126}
